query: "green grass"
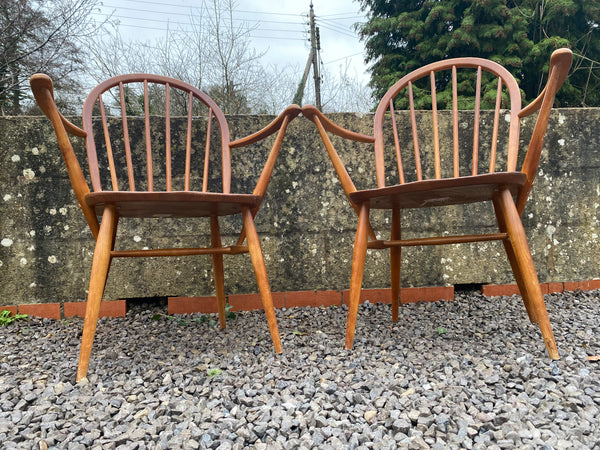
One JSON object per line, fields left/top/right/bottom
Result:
{"left": 207, "top": 368, "right": 222, "bottom": 377}
{"left": 0, "top": 310, "right": 28, "bottom": 326}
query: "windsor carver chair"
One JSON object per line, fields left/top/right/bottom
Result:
{"left": 303, "top": 48, "right": 572, "bottom": 359}
{"left": 30, "top": 73, "right": 301, "bottom": 381}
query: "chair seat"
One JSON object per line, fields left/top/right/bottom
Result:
{"left": 86, "top": 191, "right": 262, "bottom": 218}
{"left": 349, "top": 172, "right": 528, "bottom": 209}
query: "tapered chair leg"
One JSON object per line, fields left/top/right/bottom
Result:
{"left": 77, "top": 205, "right": 118, "bottom": 382}
{"left": 211, "top": 215, "right": 227, "bottom": 329}
{"left": 241, "top": 207, "right": 282, "bottom": 353}
{"left": 493, "top": 197, "right": 537, "bottom": 324}
{"left": 346, "top": 202, "right": 370, "bottom": 349}
{"left": 390, "top": 207, "right": 401, "bottom": 322}
{"left": 497, "top": 189, "right": 559, "bottom": 359}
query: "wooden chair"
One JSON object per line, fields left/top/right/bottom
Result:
{"left": 303, "top": 49, "right": 572, "bottom": 359}
{"left": 30, "top": 73, "right": 301, "bottom": 381}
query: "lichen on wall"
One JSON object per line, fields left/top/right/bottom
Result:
{"left": 1, "top": 110, "right": 599, "bottom": 306}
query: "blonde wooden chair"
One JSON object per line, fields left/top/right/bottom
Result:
{"left": 303, "top": 48, "right": 572, "bottom": 358}
{"left": 30, "top": 73, "right": 301, "bottom": 381}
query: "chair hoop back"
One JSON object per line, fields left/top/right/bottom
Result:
{"left": 373, "top": 58, "right": 523, "bottom": 188}
{"left": 81, "top": 74, "right": 232, "bottom": 194}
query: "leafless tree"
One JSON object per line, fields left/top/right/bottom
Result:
{"left": 0, "top": 0, "right": 106, "bottom": 115}
{"left": 87, "top": 0, "right": 270, "bottom": 114}
{"left": 85, "top": 0, "right": 372, "bottom": 114}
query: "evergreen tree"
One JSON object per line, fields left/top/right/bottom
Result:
{"left": 359, "top": 0, "right": 600, "bottom": 107}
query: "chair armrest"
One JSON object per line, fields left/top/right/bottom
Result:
{"left": 229, "top": 104, "right": 302, "bottom": 148}
{"left": 30, "top": 74, "right": 86, "bottom": 138}
{"left": 519, "top": 48, "right": 573, "bottom": 118}
{"left": 302, "top": 104, "right": 375, "bottom": 143}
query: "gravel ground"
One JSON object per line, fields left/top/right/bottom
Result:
{"left": 0, "top": 289, "right": 599, "bottom": 449}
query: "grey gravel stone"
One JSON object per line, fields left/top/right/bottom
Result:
{"left": 0, "top": 290, "right": 599, "bottom": 448}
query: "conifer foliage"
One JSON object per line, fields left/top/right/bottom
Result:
{"left": 358, "top": 0, "right": 600, "bottom": 107}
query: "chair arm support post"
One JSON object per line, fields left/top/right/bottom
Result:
{"left": 252, "top": 112, "right": 295, "bottom": 199}
{"left": 30, "top": 74, "right": 99, "bottom": 238}
{"left": 303, "top": 105, "right": 378, "bottom": 241}
{"left": 517, "top": 48, "right": 573, "bottom": 215}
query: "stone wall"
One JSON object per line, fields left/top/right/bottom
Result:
{"left": 1, "top": 109, "right": 599, "bottom": 306}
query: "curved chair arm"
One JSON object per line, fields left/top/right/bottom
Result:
{"left": 519, "top": 48, "right": 573, "bottom": 119}
{"left": 29, "top": 74, "right": 99, "bottom": 238}
{"left": 30, "top": 74, "right": 87, "bottom": 138}
{"left": 516, "top": 48, "right": 573, "bottom": 214}
{"left": 228, "top": 104, "right": 300, "bottom": 200}
{"left": 302, "top": 104, "right": 375, "bottom": 143}
{"left": 230, "top": 104, "right": 302, "bottom": 148}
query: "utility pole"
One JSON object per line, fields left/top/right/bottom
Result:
{"left": 293, "top": 2, "right": 322, "bottom": 109}
{"left": 309, "top": 2, "right": 322, "bottom": 110}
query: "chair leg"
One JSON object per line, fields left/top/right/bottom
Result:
{"left": 493, "top": 197, "right": 537, "bottom": 324}
{"left": 496, "top": 189, "right": 559, "bottom": 359}
{"left": 76, "top": 205, "right": 118, "bottom": 382}
{"left": 210, "top": 215, "right": 227, "bottom": 329}
{"left": 390, "top": 207, "right": 401, "bottom": 322}
{"left": 241, "top": 207, "right": 282, "bottom": 353}
{"left": 346, "top": 202, "right": 370, "bottom": 350}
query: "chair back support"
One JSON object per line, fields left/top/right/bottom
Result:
{"left": 81, "top": 74, "right": 232, "bottom": 194}
{"left": 372, "top": 58, "right": 523, "bottom": 189}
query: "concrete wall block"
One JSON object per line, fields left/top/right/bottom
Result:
{"left": 1, "top": 109, "right": 599, "bottom": 306}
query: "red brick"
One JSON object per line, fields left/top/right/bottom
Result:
{"left": 401, "top": 286, "right": 454, "bottom": 303}
{"left": 343, "top": 286, "right": 452, "bottom": 305}
{"left": 481, "top": 284, "right": 520, "bottom": 297}
{"left": 545, "top": 282, "right": 564, "bottom": 294}
{"left": 18, "top": 303, "right": 60, "bottom": 319}
{"left": 342, "top": 288, "right": 392, "bottom": 306}
{"left": 168, "top": 296, "right": 218, "bottom": 315}
{"left": 0, "top": 306, "right": 18, "bottom": 316}
{"left": 315, "top": 290, "right": 342, "bottom": 307}
{"left": 563, "top": 281, "right": 581, "bottom": 292}
{"left": 285, "top": 291, "right": 316, "bottom": 308}
{"left": 588, "top": 279, "right": 600, "bottom": 290}
{"left": 579, "top": 280, "right": 590, "bottom": 291}
{"left": 64, "top": 300, "right": 126, "bottom": 318}
{"left": 362, "top": 288, "right": 392, "bottom": 304}
{"left": 227, "top": 292, "right": 285, "bottom": 311}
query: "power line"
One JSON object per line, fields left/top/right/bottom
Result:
{"left": 319, "top": 12, "right": 364, "bottom": 19}
{"left": 110, "top": 21, "right": 307, "bottom": 40}
{"left": 101, "top": 2, "right": 306, "bottom": 24}
{"left": 317, "top": 22, "right": 357, "bottom": 40}
{"left": 116, "top": 0, "right": 309, "bottom": 17}
{"left": 324, "top": 52, "right": 365, "bottom": 65}
{"left": 105, "top": 13, "right": 306, "bottom": 33}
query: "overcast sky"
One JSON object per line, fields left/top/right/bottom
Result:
{"left": 93, "top": 0, "right": 370, "bottom": 83}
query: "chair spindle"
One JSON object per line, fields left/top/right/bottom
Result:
{"left": 143, "top": 80, "right": 153, "bottom": 191}
{"left": 472, "top": 66, "right": 482, "bottom": 175}
{"left": 165, "top": 83, "right": 172, "bottom": 191}
{"left": 184, "top": 91, "right": 193, "bottom": 191}
{"left": 408, "top": 81, "right": 422, "bottom": 181}
{"left": 98, "top": 96, "right": 119, "bottom": 191}
{"left": 452, "top": 66, "right": 460, "bottom": 177}
{"left": 430, "top": 71, "right": 441, "bottom": 179}
{"left": 118, "top": 82, "right": 136, "bottom": 191}
{"left": 202, "top": 109, "right": 213, "bottom": 192}
{"left": 490, "top": 77, "right": 503, "bottom": 173}
{"left": 389, "top": 100, "right": 405, "bottom": 184}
